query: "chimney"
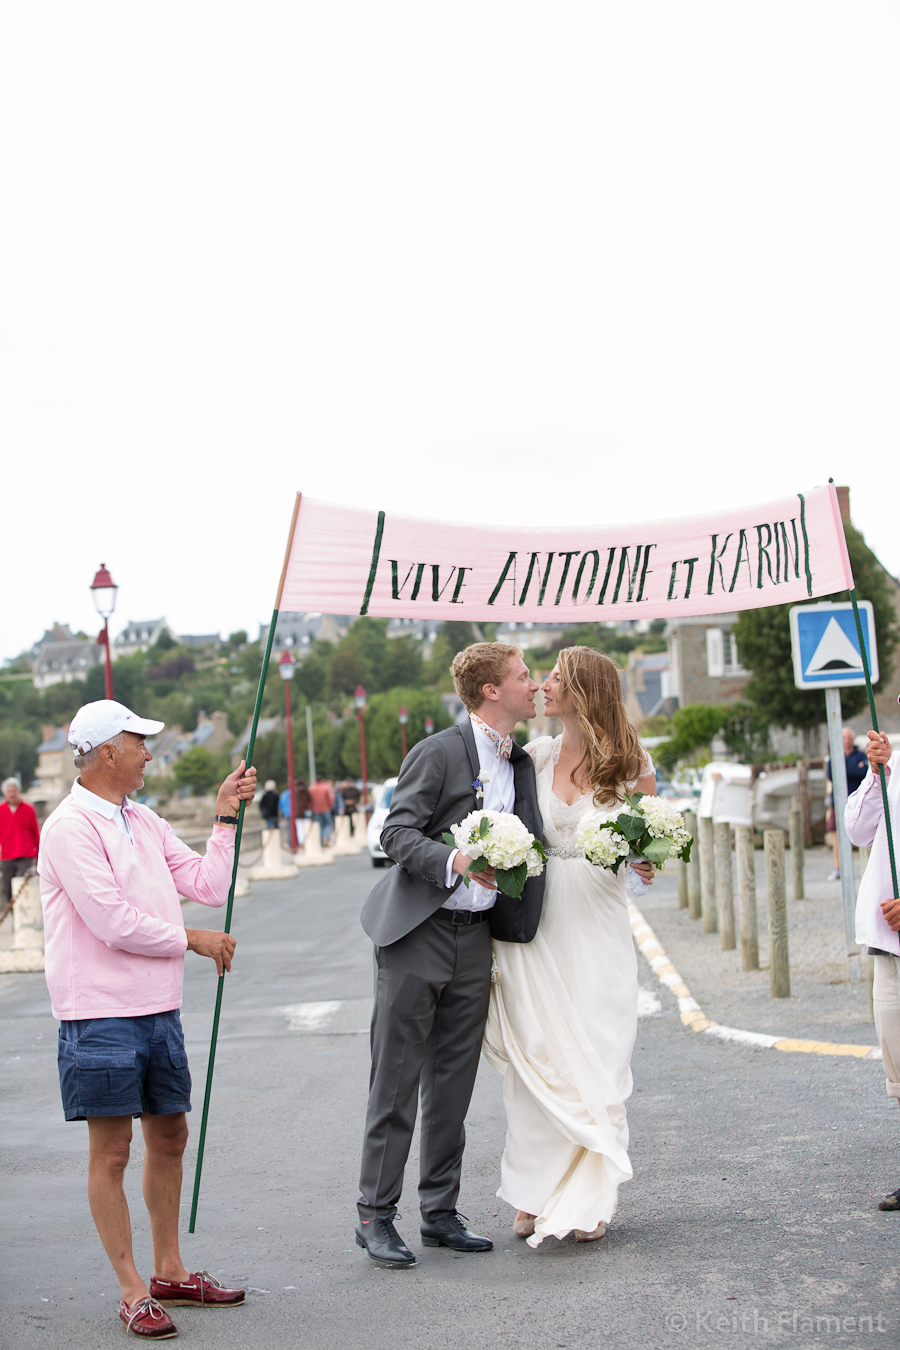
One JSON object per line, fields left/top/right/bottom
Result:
{"left": 42, "top": 725, "right": 56, "bottom": 744}
{"left": 836, "top": 485, "right": 850, "bottom": 526}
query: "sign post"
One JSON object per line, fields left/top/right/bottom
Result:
{"left": 789, "top": 600, "right": 879, "bottom": 981}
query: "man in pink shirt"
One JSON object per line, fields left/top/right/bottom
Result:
{"left": 845, "top": 715, "right": 900, "bottom": 1213}
{"left": 39, "top": 700, "right": 256, "bottom": 1339}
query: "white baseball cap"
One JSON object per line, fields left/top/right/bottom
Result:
{"left": 68, "top": 700, "right": 165, "bottom": 756}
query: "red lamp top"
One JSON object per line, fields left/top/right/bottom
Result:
{"left": 278, "top": 649, "right": 296, "bottom": 681}
{"left": 398, "top": 705, "right": 409, "bottom": 724}
{"left": 90, "top": 563, "right": 118, "bottom": 619}
{"left": 354, "top": 684, "right": 367, "bottom": 710}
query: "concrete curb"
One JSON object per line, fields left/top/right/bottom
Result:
{"left": 628, "top": 899, "right": 882, "bottom": 1061}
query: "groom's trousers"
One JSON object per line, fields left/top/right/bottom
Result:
{"left": 357, "top": 909, "right": 493, "bottom": 1223}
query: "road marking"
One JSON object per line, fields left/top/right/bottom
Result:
{"left": 280, "top": 1001, "right": 343, "bottom": 1031}
{"left": 637, "top": 988, "right": 662, "bottom": 1018}
{"left": 628, "top": 900, "right": 882, "bottom": 1061}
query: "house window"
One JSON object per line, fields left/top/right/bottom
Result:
{"left": 706, "top": 628, "right": 741, "bottom": 677}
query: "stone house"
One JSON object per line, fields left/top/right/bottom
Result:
{"left": 31, "top": 637, "right": 102, "bottom": 689}
{"left": 27, "top": 726, "right": 77, "bottom": 819}
{"left": 114, "top": 619, "right": 175, "bottom": 657}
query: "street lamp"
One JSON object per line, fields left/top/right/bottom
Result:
{"left": 354, "top": 684, "right": 369, "bottom": 806}
{"left": 278, "top": 650, "right": 298, "bottom": 850}
{"left": 424, "top": 716, "right": 434, "bottom": 737}
{"left": 90, "top": 564, "right": 118, "bottom": 700}
{"left": 398, "top": 705, "right": 409, "bottom": 762}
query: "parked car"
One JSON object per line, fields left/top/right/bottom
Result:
{"left": 753, "top": 766, "right": 826, "bottom": 835}
{"left": 697, "top": 762, "right": 753, "bottom": 826}
{"left": 367, "top": 777, "right": 399, "bottom": 867}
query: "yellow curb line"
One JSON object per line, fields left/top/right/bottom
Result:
{"left": 628, "top": 900, "right": 881, "bottom": 1061}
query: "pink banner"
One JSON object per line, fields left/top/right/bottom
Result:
{"left": 277, "top": 485, "right": 852, "bottom": 623}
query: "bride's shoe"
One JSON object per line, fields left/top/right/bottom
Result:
{"left": 513, "top": 1212, "right": 536, "bottom": 1238}
{"left": 574, "top": 1222, "right": 607, "bottom": 1241}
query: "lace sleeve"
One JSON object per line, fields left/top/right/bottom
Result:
{"left": 525, "top": 735, "right": 558, "bottom": 776}
{"left": 625, "top": 748, "right": 655, "bottom": 792}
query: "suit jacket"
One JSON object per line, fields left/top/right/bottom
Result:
{"left": 360, "top": 720, "right": 545, "bottom": 948}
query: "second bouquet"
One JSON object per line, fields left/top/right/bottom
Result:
{"left": 443, "top": 810, "right": 547, "bottom": 899}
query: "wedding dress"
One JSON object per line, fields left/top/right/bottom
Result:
{"left": 483, "top": 734, "right": 652, "bottom": 1248}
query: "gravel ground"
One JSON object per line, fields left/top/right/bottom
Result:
{"left": 640, "top": 847, "right": 876, "bottom": 1045}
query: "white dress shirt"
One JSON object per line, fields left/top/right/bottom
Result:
{"left": 844, "top": 757, "right": 900, "bottom": 953}
{"left": 71, "top": 777, "right": 134, "bottom": 844}
{"left": 441, "top": 715, "right": 516, "bottom": 912}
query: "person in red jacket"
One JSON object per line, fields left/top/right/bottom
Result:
{"left": 0, "top": 778, "right": 41, "bottom": 905}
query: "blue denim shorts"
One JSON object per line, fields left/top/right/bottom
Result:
{"left": 57, "top": 1010, "right": 192, "bottom": 1121}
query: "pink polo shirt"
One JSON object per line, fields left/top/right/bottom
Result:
{"left": 38, "top": 783, "right": 236, "bottom": 1020}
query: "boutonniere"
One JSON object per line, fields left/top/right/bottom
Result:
{"left": 472, "top": 777, "right": 489, "bottom": 802}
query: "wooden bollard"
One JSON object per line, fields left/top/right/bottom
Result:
{"left": 677, "top": 859, "right": 689, "bottom": 909}
{"left": 789, "top": 795, "right": 804, "bottom": 900}
{"left": 714, "top": 822, "right": 736, "bottom": 950}
{"left": 699, "top": 816, "right": 717, "bottom": 934}
{"left": 764, "top": 829, "right": 790, "bottom": 998}
{"left": 684, "top": 811, "right": 702, "bottom": 920}
{"left": 734, "top": 825, "right": 759, "bottom": 971}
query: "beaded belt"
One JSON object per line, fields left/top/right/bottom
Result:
{"left": 546, "top": 846, "right": 584, "bottom": 860}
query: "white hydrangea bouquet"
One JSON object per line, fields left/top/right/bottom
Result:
{"left": 443, "top": 810, "right": 547, "bottom": 899}
{"left": 575, "top": 792, "right": 693, "bottom": 897}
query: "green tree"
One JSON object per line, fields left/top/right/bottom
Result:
{"left": 172, "top": 747, "right": 219, "bottom": 795}
{"left": 83, "top": 654, "right": 149, "bottom": 710}
{"left": 733, "top": 522, "right": 899, "bottom": 737}
{"left": 654, "top": 703, "right": 730, "bottom": 773}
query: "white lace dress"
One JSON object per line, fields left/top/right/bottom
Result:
{"left": 483, "top": 735, "right": 653, "bottom": 1247}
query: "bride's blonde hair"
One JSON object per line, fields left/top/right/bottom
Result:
{"left": 555, "top": 646, "right": 644, "bottom": 806}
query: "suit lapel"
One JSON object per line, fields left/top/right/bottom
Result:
{"left": 457, "top": 719, "right": 481, "bottom": 786}
{"left": 510, "top": 743, "right": 541, "bottom": 840}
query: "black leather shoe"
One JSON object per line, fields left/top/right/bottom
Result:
{"left": 420, "top": 1212, "right": 493, "bottom": 1252}
{"left": 355, "top": 1217, "right": 417, "bottom": 1268}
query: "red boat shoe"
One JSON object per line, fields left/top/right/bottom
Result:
{"left": 119, "top": 1296, "right": 178, "bottom": 1339}
{"left": 149, "top": 1270, "right": 245, "bottom": 1308}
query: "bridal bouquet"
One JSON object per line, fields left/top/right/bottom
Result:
{"left": 575, "top": 792, "right": 693, "bottom": 896}
{"left": 443, "top": 810, "right": 547, "bottom": 899}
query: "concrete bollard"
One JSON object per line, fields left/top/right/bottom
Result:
{"left": 764, "top": 829, "right": 790, "bottom": 998}
{"left": 331, "top": 815, "right": 357, "bottom": 857}
{"left": 684, "top": 811, "right": 702, "bottom": 920}
{"left": 677, "top": 859, "right": 689, "bottom": 909}
{"left": 714, "top": 821, "right": 736, "bottom": 951}
{"left": 734, "top": 825, "right": 759, "bottom": 972}
{"left": 247, "top": 827, "right": 300, "bottom": 881}
{"left": 0, "top": 875, "right": 44, "bottom": 973}
{"left": 698, "top": 816, "right": 718, "bottom": 934}
{"left": 294, "top": 820, "right": 334, "bottom": 867}
{"left": 352, "top": 813, "right": 369, "bottom": 852}
{"left": 789, "top": 795, "right": 804, "bottom": 900}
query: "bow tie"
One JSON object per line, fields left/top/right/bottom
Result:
{"left": 471, "top": 716, "right": 513, "bottom": 760}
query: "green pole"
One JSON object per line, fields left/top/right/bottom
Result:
{"left": 849, "top": 589, "right": 899, "bottom": 900}
{"left": 189, "top": 607, "right": 280, "bottom": 1232}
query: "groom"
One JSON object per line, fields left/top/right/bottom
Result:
{"left": 356, "top": 643, "right": 545, "bottom": 1267}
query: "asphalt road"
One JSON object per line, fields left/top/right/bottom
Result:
{"left": 2, "top": 853, "right": 898, "bottom": 1350}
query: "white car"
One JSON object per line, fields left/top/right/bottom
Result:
{"left": 367, "top": 777, "right": 399, "bottom": 868}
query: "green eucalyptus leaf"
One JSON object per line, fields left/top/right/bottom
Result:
{"left": 495, "top": 862, "right": 527, "bottom": 898}
{"left": 441, "top": 832, "right": 456, "bottom": 847}
{"left": 479, "top": 816, "right": 491, "bottom": 838}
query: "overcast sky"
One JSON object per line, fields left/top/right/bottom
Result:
{"left": 2, "top": 1, "right": 897, "bottom": 662}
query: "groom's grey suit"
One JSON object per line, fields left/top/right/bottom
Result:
{"left": 357, "top": 719, "right": 544, "bottom": 1223}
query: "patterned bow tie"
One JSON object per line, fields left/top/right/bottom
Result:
{"left": 471, "top": 715, "right": 513, "bottom": 760}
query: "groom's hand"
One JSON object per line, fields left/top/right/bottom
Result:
{"left": 453, "top": 852, "right": 497, "bottom": 891}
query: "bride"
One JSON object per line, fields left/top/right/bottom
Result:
{"left": 483, "top": 645, "right": 656, "bottom": 1248}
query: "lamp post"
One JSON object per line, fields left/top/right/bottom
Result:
{"left": 278, "top": 650, "right": 298, "bottom": 850}
{"left": 354, "top": 684, "right": 369, "bottom": 806}
{"left": 90, "top": 564, "right": 118, "bottom": 700}
{"left": 424, "top": 716, "right": 434, "bottom": 737}
{"left": 398, "top": 705, "right": 409, "bottom": 762}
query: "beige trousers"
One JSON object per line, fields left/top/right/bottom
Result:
{"left": 873, "top": 955, "right": 900, "bottom": 1098}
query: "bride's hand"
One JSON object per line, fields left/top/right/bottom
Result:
{"left": 631, "top": 861, "right": 654, "bottom": 886}
{"left": 454, "top": 853, "right": 497, "bottom": 891}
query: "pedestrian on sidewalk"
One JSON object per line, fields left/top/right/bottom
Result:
{"left": 845, "top": 719, "right": 900, "bottom": 1211}
{"left": 259, "top": 780, "right": 280, "bottom": 830}
{"left": 38, "top": 699, "right": 256, "bottom": 1339}
{"left": 0, "top": 777, "right": 40, "bottom": 907}
{"left": 826, "top": 728, "right": 868, "bottom": 880}
{"left": 309, "top": 775, "right": 335, "bottom": 844}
